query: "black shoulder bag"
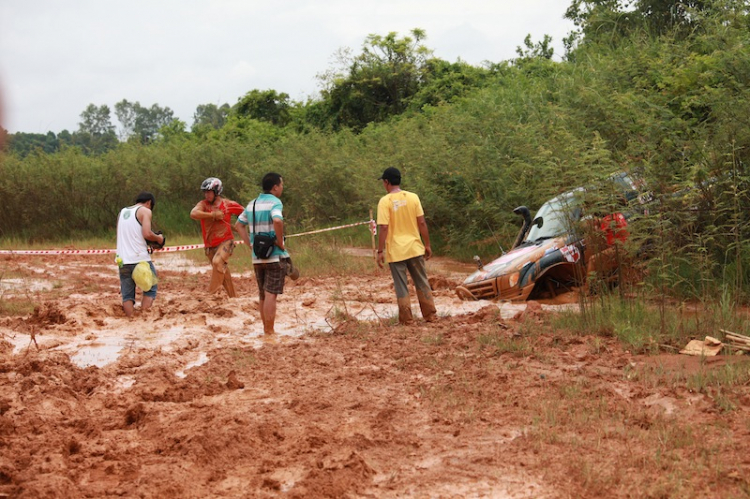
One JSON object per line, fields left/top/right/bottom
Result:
{"left": 252, "top": 200, "right": 276, "bottom": 259}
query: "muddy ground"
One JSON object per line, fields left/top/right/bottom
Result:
{"left": 1, "top": 251, "right": 750, "bottom": 498}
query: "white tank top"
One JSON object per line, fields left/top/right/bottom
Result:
{"left": 117, "top": 206, "right": 151, "bottom": 264}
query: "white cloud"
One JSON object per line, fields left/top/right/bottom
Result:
{"left": 0, "top": 0, "right": 574, "bottom": 133}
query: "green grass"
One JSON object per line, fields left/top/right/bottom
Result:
{"left": 421, "top": 333, "right": 445, "bottom": 346}
{"left": 231, "top": 233, "right": 379, "bottom": 277}
{"left": 478, "top": 331, "right": 535, "bottom": 357}
{"left": 0, "top": 297, "right": 36, "bottom": 316}
{"left": 546, "top": 294, "right": 750, "bottom": 354}
{"left": 686, "top": 361, "right": 750, "bottom": 412}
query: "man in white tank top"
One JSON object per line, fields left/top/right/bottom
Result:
{"left": 116, "top": 192, "right": 166, "bottom": 317}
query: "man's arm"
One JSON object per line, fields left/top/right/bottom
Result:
{"left": 417, "top": 215, "right": 432, "bottom": 260}
{"left": 234, "top": 221, "right": 251, "bottom": 248}
{"left": 138, "top": 207, "right": 164, "bottom": 245}
{"left": 377, "top": 224, "right": 388, "bottom": 268}
{"left": 190, "top": 201, "right": 223, "bottom": 221}
{"left": 226, "top": 201, "right": 245, "bottom": 233}
{"left": 273, "top": 218, "right": 286, "bottom": 252}
{"left": 227, "top": 200, "right": 245, "bottom": 217}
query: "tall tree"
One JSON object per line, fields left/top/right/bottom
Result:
{"left": 515, "top": 34, "right": 555, "bottom": 61}
{"left": 78, "top": 104, "right": 115, "bottom": 136}
{"left": 232, "top": 90, "right": 291, "bottom": 126}
{"left": 0, "top": 126, "right": 8, "bottom": 152}
{"left": 564, "top": 0, "right": 735, "bottom": 45}
{"left": 192, "top": 103, "right": 230, "bottom": 131}
{"left": 316, "top": 29, "right": 433, "bottom": 132}
{"left": 114, "top": 100, "right": 175, "bottom": 143}
{"left": 77, "top": 104, "right": 118, "bottom": 154}
{"left": 114, "top": 99, "right": 137, "bottom": 140}
{"left": 407, "top": 59, "right": 497, "bottom": 111}
{"left": 5, "top": 132, "right": 55, "bottom": 157}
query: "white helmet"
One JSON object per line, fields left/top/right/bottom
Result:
{"left": 201, "top": 177, "right": 223, "bottom": 196}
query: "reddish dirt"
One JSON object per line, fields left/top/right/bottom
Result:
{"left": 1, "top": 252, "right": 750, "bottom": 498}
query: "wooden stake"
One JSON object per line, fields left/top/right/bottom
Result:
{"left": 370, "top": 209, "right": 377, "bottom": 263}
{"left": 725, "top": 333, "right": 750, "bottom": 345}
{"left": 722, "top": 329, "right": 750, "bottom": 341}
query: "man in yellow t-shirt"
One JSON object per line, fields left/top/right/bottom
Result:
{"left": 376, "top": 167, "right": 437, "bottom": 324}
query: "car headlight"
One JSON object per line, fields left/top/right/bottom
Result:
{"left": 507, "top": 271, "right": 520, "bottom": 288}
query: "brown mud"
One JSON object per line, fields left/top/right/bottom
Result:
{"left": 1, "top": 252, "right": 749, "bottom": 498}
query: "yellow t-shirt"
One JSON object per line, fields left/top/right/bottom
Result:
{"left": 377, "top": 190, "right": 425, "bottom": 263}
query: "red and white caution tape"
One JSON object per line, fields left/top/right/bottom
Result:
{"left": 286, "top": 219, "right": 376, "bottom": 238}
{"left": 0, "top": 248, "right": 117, "bottom": 255}
{"left": 0, "top": 219, "right": 377, "bottom": 255}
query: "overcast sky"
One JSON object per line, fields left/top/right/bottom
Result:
{"left": 0, "top": 1, "right": 574, "bottom": 134}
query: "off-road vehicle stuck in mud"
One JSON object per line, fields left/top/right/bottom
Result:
{"left": 455, "top": 172, "right": 649, "bottom": 301}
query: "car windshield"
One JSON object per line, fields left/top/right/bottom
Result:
{"left": 526, "top": 190, "right": 583, "bottom": 242}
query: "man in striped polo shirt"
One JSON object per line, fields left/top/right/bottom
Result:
{"left": 235, "top": 173, "right": 289, "bottom": 335}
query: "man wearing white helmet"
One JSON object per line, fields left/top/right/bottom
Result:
{"left": 190, "top": 177, "right": 244, "bottom": 297}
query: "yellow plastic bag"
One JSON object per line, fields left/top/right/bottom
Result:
{"left": 132, "top": 261, "right": 157, "bottom": 292}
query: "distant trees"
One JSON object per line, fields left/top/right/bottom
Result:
{"left": 1, "top": 27, "right": 549, "bottom": 153}
{"left": 114, "top": 100, "right": 176, "bottom": 143}
{"left": 515, "top": 34, "right": 555, "bottom": 61}
{"left": 78, "top": 104, "right": 115, "bottom": 137}
{"left": 77, "top": 104, "right": 118, "bottom": 154}
{"left": 4, "top": 131, "right": 59, "bottom": 156}
{"left": 232, "top": 90, "right": 292, "bottom": 126}
{"left": 303, "top": 29, "right": 510, "bottom": 132}
{"left": 192, "top": 103, "right": 230, "bottom": 132}
{"left": 2, "top": 100, "right": 180, "bottom": 156}
{"left": 1, "top": 28, "right": 500, "bottom": 152}
{"left": 563, "top": 0, "right": 740, "bottom": 46}
{"left": 406, "top": 58, "right": 498, "bottom": 112}
{"left": 314, "top": 29, "right": 433, "bottom": 132}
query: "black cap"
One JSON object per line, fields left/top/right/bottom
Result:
{"left": 378, "top": 167, "right": 401, "bottom": 183}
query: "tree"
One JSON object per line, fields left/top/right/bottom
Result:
{"left": 58, "top": 130, "right": 72, "bottom": 142}
{"left": 79, "top": 104, "right": 115, "bottom": 136}
{"left": 316, "top": 29, "right": 433, "bottom": 132}
{"left": 114, "top": 100, "right": 176, "bottom": 143}
{"left": 232, "top": 90, "right": 291, "bottom": 127}
{"left": 563, "top": 0, "right": 733, "bottom": 46}
{"left": 77, "top": 104, "right": 118, "bottom": 154}
{"left": 515, "top": 34, "right": 555, "bottom": 61}
{"left": 6, "top": 132, "right": 55, "bottom": 157}
{"left": 192, "top": 103, "right": 230, "bottom": 131}
{"left": 158, "top": 119, "right": 187, "bottom": 142}
{"left": 408, "top": 59, "right": 498, "bottom": 111}
{"left": 0, "top": 126, "right": 8, "bottom": 152}
{"left": 43, "top": 131, "right": 59, "bottom": 154}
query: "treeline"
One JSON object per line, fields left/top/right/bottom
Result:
{"left": 1, "top": 29, "right": 503, "bottom": 157}
{"left": 3, "top": 100, "right": 176, "bottom": 156}
{"left": 2, "top": 0, "right": 750, "bottom": 301}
